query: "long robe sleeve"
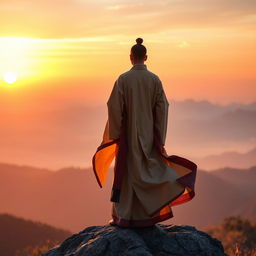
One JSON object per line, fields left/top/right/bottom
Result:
{"left": 105, "top": 75, "right": 127, "bottom": 202}
{"left": 92, "top": 76, "right": 125, "bottom": 188}
{"left": 153, "top": 77, "right": 169, "bottom": 146}
{"left": 106, "top": 76, "right": 125, "bottom": 140}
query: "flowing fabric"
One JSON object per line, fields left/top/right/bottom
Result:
{"left": 92, "top": 64, "right": 197, "bottom": 227}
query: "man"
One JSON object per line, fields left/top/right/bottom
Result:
{"left": 92, "top": 38, "right": 197, "bottom": 228}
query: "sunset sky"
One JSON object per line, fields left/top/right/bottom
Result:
{"left": 0, "top": 0, "right": 255, "bottom": 106}
{"left": 1, "top": 1, "right": 256, "bottom": 238}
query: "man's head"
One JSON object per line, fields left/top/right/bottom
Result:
{"left": 130, "top": 38, "right": 147, "bottom": 65}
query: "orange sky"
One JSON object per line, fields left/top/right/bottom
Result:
{"left": 0, "top": 0, "right": 256, "bottom": 105}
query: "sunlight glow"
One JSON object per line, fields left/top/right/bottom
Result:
{"left": 0, "top": 37, "right": 39, "bottom": 84}
{"left": 3, "top": 71, "right": 18, "bottom": 84}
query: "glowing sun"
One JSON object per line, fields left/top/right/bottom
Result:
{"left": 3, "top": 71, "right": 18, "bottom": 84}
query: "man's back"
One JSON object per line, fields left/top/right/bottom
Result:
{"left": 108, "top": 63, "right": 169, "bottom": 154}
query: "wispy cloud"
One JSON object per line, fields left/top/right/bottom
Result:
{"left": 0, "top": 0, "right": 255, "bottom": 38}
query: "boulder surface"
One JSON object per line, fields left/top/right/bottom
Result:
{"left": 42, "top": 224, "right": 228, "bottom": 256}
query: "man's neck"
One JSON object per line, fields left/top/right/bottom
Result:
{"left": 133, "top": 62, "right": 144, "bottom": 65}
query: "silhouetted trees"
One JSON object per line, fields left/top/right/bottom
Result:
{"left": 203, "top": 215, "right": 256, "bottom": 256}
{"left": 0, "top": 213, "right": 71, "bottom": 256}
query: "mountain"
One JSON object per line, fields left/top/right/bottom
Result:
{"left": 208, "top": 166, "right": 256, "bottom": 222}
{"left": 171, "top": 99, "right": 256, "bottom": 120}
{"left": 0, "top": 162, "right": 255, "bottom": 233}
{"left": 169, "top": 108, "right": 256, "bottom": 143}
{"left": 196, "top": 147, "right": 256, "bottom": 170}
{"left": 0, "top": 162, "right": 112, "bottom": 233}
{"left": 167, "top": 107, "right": 256, "bottom": 164}
{"left": 0, "top": 99, "right": 255, "bottom": 169}
{"left": 169, "top": 168, "right": 254, "bottom": 227}
{"left": 210, "top": 165, "right": 256, "bottom": 196}
{"left": 0, "top": 213, "right": 71, "bottom": 256}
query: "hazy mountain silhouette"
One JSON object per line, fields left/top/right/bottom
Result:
{"left": 0, "top": 99, "right": 255, "bottom": 169}
{"left": 170, "top": 108, "right": 256, "bottom": 143}
{"left": 171, "top": 99, "right": 256, "bottom": 120}
{"left": 0, "top": 162, "right": 255, "bottom": 233}
{"left": 0, "top": 162, "right": 111, "bottom": 233}
{"left": 0, "top": 212, "right": 71, "bottom": 256}
{"left": 211, "top": 165, "right": 256, "bottom": 196}
{"left": 171, "top": 167, "right": 256, "bottom": 227}
{"left": 196, "top": 147, "right": 256, "bottom": 170}
{"left": 203, "top": 166, "right": 256, "bottom": 224}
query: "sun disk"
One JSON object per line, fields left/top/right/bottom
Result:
{"left": 3, "top": 71, "right": 18, "bottom": 84}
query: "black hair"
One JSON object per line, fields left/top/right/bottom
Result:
{"left": 131, "top": 38, "right": 147, "bottom": 60}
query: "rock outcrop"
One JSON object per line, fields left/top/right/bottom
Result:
{"left": 42, "top": 224, "right": 228, "bottom": 256}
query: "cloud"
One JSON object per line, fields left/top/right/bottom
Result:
{"left": 0, "top": 0, "right": 255, "bottom": 38}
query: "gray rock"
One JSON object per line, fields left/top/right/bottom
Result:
{"left": 42, "top": 224, "right": 228, "bottom": 256}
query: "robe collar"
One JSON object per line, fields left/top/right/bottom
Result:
{"left": 130, "top": 64, "right": 147, "bottom": 70}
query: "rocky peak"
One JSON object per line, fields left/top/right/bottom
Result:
{"left": 43, "top": 224, "right": 227, "bottom": 256}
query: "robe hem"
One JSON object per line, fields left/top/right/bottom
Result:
{"left": 148, "top": 187, "right": 185, "bottom": 217}
{"left": 163, "top": 155, "right": 197, "bottom": 207}
{"left": 111, "top": 211, "right": 174, "bottom": 228}
{"left": 147, "top": 150, "right": 197, "bottom": 217}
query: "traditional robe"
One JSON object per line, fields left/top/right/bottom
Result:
{"left": 92, "top": 63, "right": 197, "bottom": 227}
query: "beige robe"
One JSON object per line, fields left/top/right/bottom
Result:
{"left": 92, "top": 63, "right": 197, "bottom": 227}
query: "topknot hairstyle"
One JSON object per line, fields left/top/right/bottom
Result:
{"left": 131, "top": 37, "right": 147, "bottom": 60}
{"left": 136, "top": 38, "right": 143, "bottom": 45}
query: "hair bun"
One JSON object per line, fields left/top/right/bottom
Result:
{"left": 136, "top": 38, "right": 143, "bottom": 45}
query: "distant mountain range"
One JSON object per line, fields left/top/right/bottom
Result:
{"left": 0, "top": 99, "right": 255, "bottom": 169}
{"left": 171, "top": 165, "right": 256, "bottom": 228}
{"left": 196, "top": 146, "right": 256, "bottom": 170}
{"left": 0, "top": 162, "right": 255, "bottom": 233}
{"left": 171, "top": 99, "right": 256, "bottom": 120}
{"left": 169, "top": 107, "right": 256, "bottom": 145}
{"left": 0, "top": 212, "right": 71, "bottom": 256}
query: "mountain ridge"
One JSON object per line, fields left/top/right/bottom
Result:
{"left": 0, "top": 162, "right": 255, "bottom": 233}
